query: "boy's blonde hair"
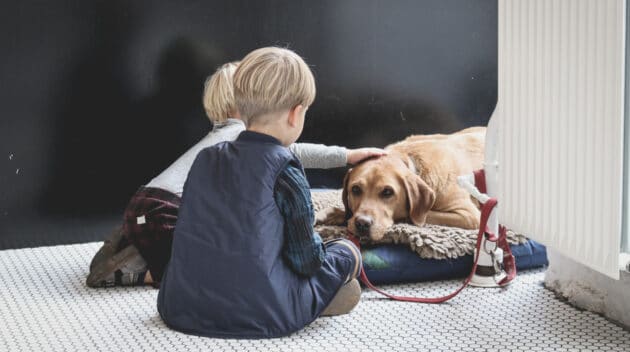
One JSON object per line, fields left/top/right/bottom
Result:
{"left": 203, "top": 61, "right": 240, "bottom": 124}
{"left": 233, "top": 47, "right": 316, "bottom": 125}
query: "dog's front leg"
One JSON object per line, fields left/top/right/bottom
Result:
{"left": 315, "top": 207, "right": 347, "bottom": 226}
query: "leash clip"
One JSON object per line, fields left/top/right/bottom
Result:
{"left": 488, "top": 246, "right": 507, "bottom": 284}
{"left": 483, "top": 236, "right": 498, "bottom": 254}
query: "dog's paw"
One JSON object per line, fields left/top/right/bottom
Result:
{"left": 315, "top": 207, "right": 346, "bottom": 226}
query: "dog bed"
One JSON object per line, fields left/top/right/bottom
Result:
{"left": 311, "top": 189, "right": 548, "bottom": 284}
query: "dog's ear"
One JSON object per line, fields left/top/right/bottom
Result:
{"left": 341, "top": 169, "right": 353, "bottom": 220}
{"left": 404, "top": 173, "right": 436, "bottom": 226}
{"left": 400, "top": 154, "right": 418, "bottom": 174}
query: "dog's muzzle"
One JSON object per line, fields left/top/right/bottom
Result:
{"left": 354, "top": 215, "right": 373, "bottom": 240}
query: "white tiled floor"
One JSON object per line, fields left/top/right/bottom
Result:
{"left": 1, "top": 243, "right": 628, "bottom": 351}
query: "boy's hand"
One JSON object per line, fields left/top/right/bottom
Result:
{"left": 346, "top": 148, "right": 388, "bottom": 165}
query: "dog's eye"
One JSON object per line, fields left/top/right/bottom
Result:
{"left": 351, "top": 185, "right": 362, "bottom": 196}
{"left": 381, "top": 187, "right": 394, "bottom": 198}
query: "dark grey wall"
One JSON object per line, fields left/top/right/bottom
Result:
{"left": 0, "top": 0, "right": 497, "bottom": 248}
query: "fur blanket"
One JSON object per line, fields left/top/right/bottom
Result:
{"left": 312, "top": 190, "right": 527, "bottom": 260}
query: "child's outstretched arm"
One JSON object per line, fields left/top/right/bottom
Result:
{"left": 289, "top": 143, "right": 386, "bottom": 169}
{"left": 274, "top": 163, "right": 326, "bottom": 276}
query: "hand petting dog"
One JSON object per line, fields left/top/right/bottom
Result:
{"left": 346, "top": 148, "right": 388, "bottom": 165}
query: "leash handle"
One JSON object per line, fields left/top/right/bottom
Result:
{"left": 497, "top": 225, "right": 517, "bottom": 285}
{"left": 351, "top": 198, "right": 499, "bottom": 303}
{"left": 474, "top": 169, "right": 487, "bottom": 194}
{"left": 473, "top": 169, "right": 516, "bottom": 286}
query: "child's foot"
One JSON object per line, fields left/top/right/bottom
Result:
{"left": 89, "top": 227, "right": 125, "bottom": 271}
{"left": 321, "top": 279, "right": 361, "bottom": 316}
{"left": 86, "top": 244, "right": 148, "bottom": 287}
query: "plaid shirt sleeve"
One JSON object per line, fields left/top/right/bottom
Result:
{"left": 274, "top": 164, "right": 326, "bottom": 276}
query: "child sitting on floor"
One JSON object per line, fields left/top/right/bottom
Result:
{"left": 157, "top": 46, "right": 364, "bottom": 338}
{"left": 87, "top": 58, "right": 384, "bottom": 288}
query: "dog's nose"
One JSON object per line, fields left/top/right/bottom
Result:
{"left": 355, "top": 215, "right": 373, "bottom": 235}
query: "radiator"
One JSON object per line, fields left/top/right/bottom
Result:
{"left": 492, "top": 0, "right": 626, "bottom": 279}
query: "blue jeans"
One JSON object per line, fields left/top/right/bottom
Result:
{"left": 308, "top": 238, "right": 362, "bottom": 317}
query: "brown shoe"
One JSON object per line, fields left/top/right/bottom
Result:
{"left": 321, "top": 279, "right": 361, "bottom": 316}
{"left": 89, "top": 227, "right": 124, "bottom": 271}
{"left": 86, "top": 244, "right": 147, "bottom": 288}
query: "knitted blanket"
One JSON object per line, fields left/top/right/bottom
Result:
{"left": 312, "top": 190, "right": 527, "bottom": 260}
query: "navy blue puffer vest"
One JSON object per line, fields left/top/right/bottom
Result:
{"left": 157, "top": 131, "right": 314, "bottom": 339}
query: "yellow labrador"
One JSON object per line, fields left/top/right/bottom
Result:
{"left": 342, "top": 126, "right": 485, "bottom": 242}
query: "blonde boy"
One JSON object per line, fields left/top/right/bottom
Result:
{"left": 157, "top": 47, "right": 362, "bottom": 338}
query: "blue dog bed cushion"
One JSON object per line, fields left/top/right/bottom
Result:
{"left": 361, "top": 240, "right": 548, "bottom": 285}
{"left": 311, "top": 189, "right": 548, "bottom": 285}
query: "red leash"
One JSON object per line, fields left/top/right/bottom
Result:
{"left": 350, "top": 195, "right": 516, "bottom": 303}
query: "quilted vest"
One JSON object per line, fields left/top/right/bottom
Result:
{"left": 157, "top": 131, "right": 314, "bottom": 338}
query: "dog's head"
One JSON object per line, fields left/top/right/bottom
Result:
{"left": 342, "top": 153, "right": 435, "bottom": 242}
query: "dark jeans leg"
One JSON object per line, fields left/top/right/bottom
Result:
{"left": 309, "top": 239, "right": 362, "bottom": 316}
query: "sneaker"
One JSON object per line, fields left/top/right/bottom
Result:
{"left": 86, "top": 244, "right": 148, "bottom": 287}
{"left": 321, "top": 279, "right": 361, "bottom": 316}
{"left": 89, "top": 226, "right": 125, "bottom": 271}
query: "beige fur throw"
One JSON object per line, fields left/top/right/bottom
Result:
{"left": 312, "top": 190, "right": 527, "bottom": 260}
